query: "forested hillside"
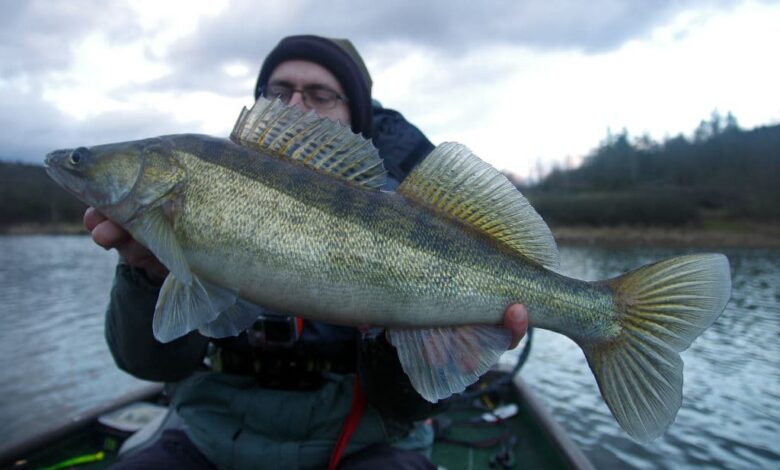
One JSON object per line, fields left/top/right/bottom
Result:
{"left": 526, "top": 112, "right": 780, "bottom": 226}
{"left": 0, "top": 162, "right": 86, "bottom": 230}
{"left": 1, "top": 111, "right": 777, "bottom": 232}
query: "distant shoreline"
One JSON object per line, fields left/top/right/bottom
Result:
{"left": 551, "top": 223, "right": 780, "bottom": 248}
{"left": 2, "top": 221, "right": 778, "bottom": 248}
{"left": 0, "top": 223, "right": 86, "bottom": 236}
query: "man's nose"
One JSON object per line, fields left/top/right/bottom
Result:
{"left": 287, "top": 91, "right": 308, "bottom": 110}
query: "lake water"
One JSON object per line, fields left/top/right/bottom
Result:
{"left": 519, "top": 245, "right": 780, "bottom": 469}
{"left": 0, "top": 235, "right": 778, "bottom": 468}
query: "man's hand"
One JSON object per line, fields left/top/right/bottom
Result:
{"left": 83, "top": 207, "right": 169, "bottom": 282}
{"left": 504, "top": 304, "right": 529, "bottom": 349}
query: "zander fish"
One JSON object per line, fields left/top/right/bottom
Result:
{"left": 45, "top": 98, "right": 731, "bottom": 442}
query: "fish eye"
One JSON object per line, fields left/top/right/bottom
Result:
{"left": 69, "top": 147, "right": 89, "bottom": 165}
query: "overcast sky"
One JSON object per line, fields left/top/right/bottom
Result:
{"left": 2, "top": 0, "right": 779, "bottom": 180}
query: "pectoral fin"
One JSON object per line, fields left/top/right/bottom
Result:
{"left": 387, "top": 325, "right": 512, "bottom": 402}
{"left": 130, "top": 205, "right": 192, "bottom": 286}
{"left": 153, "top": 273, "right": 239, "bottom": 343}
{"left": 132, "top": 203, "right": 251, "bottom": 343}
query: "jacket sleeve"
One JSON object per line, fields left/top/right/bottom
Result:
{"left": 105, "top": 263, "right": 209, "bottom": 382}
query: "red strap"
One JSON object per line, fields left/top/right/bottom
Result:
{"left": 295, "top": 316, "right": 304, "bottom": 333}
{"left": 328, "top": 373, "right": 366, "bottom": 470}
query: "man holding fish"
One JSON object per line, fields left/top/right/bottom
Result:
{"left": 83, "top": 35, "right": 529, "bottom": 469}
{"left": 47, "top": 27, "right": 729, "bottom": 468}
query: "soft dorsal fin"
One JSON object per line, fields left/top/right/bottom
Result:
{"left": 398, "top": 142, "right": 559, "bottom": 269}
{"left": 230, "top": 97, "right": 386, "bottom": 190}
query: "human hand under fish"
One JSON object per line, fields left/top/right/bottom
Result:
{"left": 84, "top": 207, "right": 169, "bottom": 282}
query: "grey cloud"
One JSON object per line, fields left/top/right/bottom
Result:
{"left": 0, "top": 90, "right": 65, "bottom": 161}
{"left": 134, "top": 68, "right": 254, "bottom": 100}
{"left": 0, "top": 88, "right": 196, "bottom": 164}
{"left": 0, "top": 0, "right": 751, "bottom": 162}
{"left": 0, "top": 0, "right": 140, "bottom": 78}
{"left": 0, "top": 0, "right": 190, "bottom": 163}
{"left": 0, "top": 0, "right": 745, "bottom": 91}
{"left": 153, "top": 0, "right": 743, "bottom": 96}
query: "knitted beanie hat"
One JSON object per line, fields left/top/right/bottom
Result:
{"left": 254, "top": 35, "right": 373, "bottom": 137}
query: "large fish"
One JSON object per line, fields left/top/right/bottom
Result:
{"left": 45, "top": 98, "right": 731, "bottom": 442}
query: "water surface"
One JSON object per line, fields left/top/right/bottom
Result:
{"left": 519, "top": 245, "right": 780, "bottom": 469}
{"left": 1, "top": 237, "right": 778, "bottom": 468}
{"left": 0, "top": 235, "right": 150, "bottom": 446}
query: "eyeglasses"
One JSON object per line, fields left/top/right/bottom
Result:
{"left": 262, "top": 83, "right": 348, "bottom": 110}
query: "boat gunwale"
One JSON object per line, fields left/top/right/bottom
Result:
{"left": 0, "top": 383, "right": 163, "bottom": 467}
{"left": 1, "top": 378, "right": 595, "bottom": 470}
{"left": 513, "top": 375, "right": 596, "bottom": 470}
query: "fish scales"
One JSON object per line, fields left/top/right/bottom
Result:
{"left": 44, "top": 97, "right": 731, "bottom": 443}
{"left": 172, "top": 135, "right": 613, "bottom": 333}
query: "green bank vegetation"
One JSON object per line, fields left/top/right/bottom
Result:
{"left": 0, "top": 162, "right": 86, "bottom": 234}
{"left": 521, "top": 112, "right": 780, "bottom": 242}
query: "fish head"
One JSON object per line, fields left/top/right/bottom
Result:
{"left": 45, "top": 137, "right": 184, "bottom": 224}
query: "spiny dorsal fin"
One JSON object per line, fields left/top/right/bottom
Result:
{"left": 230, "top": 97, "right": 386, "bottom": 190}
{"left": 398, "top": 142, "right": 559, "bottom": 269}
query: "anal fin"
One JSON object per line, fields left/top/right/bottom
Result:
{"left": 388, "top": 325, "right": 512, "bottom": 402}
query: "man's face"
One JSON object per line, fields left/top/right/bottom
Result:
{"left": 267, "top": 60, "right": 351, "bottom": 126}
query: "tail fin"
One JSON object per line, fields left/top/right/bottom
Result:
{"left": 581, "top": 253, "right": 731, "bottom": 442}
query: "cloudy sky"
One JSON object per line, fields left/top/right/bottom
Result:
{"left": 2, "top": 0, "right": 779, "bottom": 180}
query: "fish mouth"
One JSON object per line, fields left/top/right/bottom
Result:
{"left": 45, "top": 148, "right": 70, "bottom": 169}
{"left": 44, "top": 148, "right": 86, "bottom": 199}
{"left": 44, "top": 150, "right": 59, "bottom": 169}
{"left": 45, "top": 148, "right": 85, "bottom": 177}
{"left": 44, "top": 149, "right": 66, "bottom": 178}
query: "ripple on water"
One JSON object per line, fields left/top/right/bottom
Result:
{"left": 1, "top": 239, "right": 779, "bottom": 468}
{"left": 517, "top": 246, "right": 780, "bottom": 469}
{"left": 0, "top": 235, "right": 151, "bottom": 445}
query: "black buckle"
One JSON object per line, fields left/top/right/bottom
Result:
{"left": 247, "top": 314, "right": 301, "bottom": 349}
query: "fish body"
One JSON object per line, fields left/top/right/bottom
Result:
{"left": 45, "top": 98, "right": 731, "bottom": 442}
{"left": 134, "top": 134, "right": 608, "bottom": 335}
